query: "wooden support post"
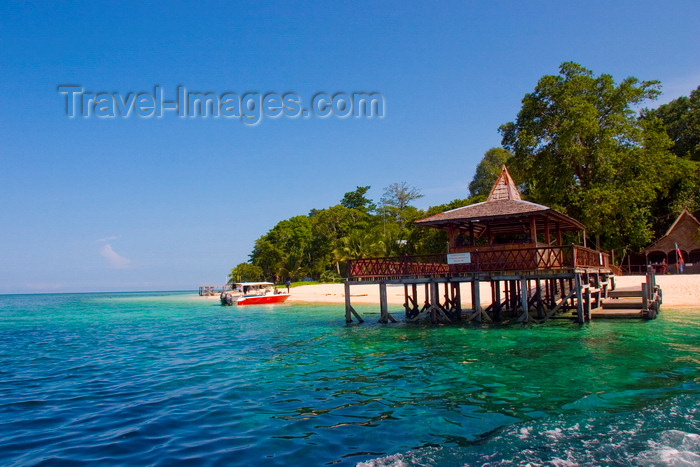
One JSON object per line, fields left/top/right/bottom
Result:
{"left": 494, "top": 280, "right": 501, "bottom": 320}
{"left": 471, "top": 279, "right": 481, "bottom": 314}
{"left": 450, "top": 282, "right": 462, "bottom": 321}
{"left": 403, "top": 284, "right": 409, "bottom": 315}
{"left": 379, "top": 282, "right": 387, "bottom": 323}
{"left": 593, "top": 273, "right": 601, "bottom": 308}
{"left": 584, "top": 283, "right": 591, "bottom": 321}
{"left": 558, "top": 278, "right": 566, "bottom": 306}
{"left": 404, "top": 283, "right": 419, "bottom": 318}
{"left": 442, "top": 282, "right": 450, "bottom": 309}
{"left": 575, "top": 274, "right": 584, "bottom": 324}
{"left": 345, "top": 282, "right": 352, "bottom": 323}
{"left": 602, "top": 275, "right": 610, "bottom": 299}
{"left": 549, "top": 278, "right": 556, "bottom": 308}
{"left": 378, "top": 282, "right": 396, "bottom": 323}
{"left": 430, "top": 281, "right": 439, "bottom": 323}
{"left": 344, "top": 282, "right": 364, "bottom": 323}
{"left": 518, "top": 278, "right": 529, "bottom": 322}
{"left": 568, "top": 278, "right": 574, "bottom": 309}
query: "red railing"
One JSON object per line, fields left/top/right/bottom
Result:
{"left": 347, "top": 245, "right": 610, "bottom": 279}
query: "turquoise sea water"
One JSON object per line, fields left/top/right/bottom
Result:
{"left": 0, "top": 292, "right": 698, "bottom": 466}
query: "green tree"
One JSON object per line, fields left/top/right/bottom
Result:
{"left": 309, "top": 204, "right": 371, "bottom": 275}
{"left": 643, "top": 86, "right": 700, "bottom": 227}
{"left": 646, "top": 85, "right": 700, "bottom": 161}
{"left": 468, "top": 147, "right": 512, "bottom": 198}
{"left": 405, "top": 198, "right": 472, "bottom": 254}
{"left": 379, "top": 182, "right": 423, "bottom": 229}
{"left": 334, "top": 230, "right": 383, "bottom": 259}
{"left": 499, "top": 61, "right": 679, "bottom": 252}
{"left": 250, "top": 215, "right": 313, "bottom": 281}
{"left": 227, "top": 263, "right": 264, "bottom": 283}
{"left": 340, "top": 186, "right": 376, "bottom": 212}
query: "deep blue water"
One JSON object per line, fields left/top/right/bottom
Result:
{"left": 0, "top": 292, "right": 698, "bottom": 466}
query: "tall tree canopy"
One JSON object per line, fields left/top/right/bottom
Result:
{"left": 643, "top": 86, "right": 700, "bottom": 227}
{"left": 380, "top": 182, "right": 423, "bottom": 229}
{"left": 468, "top": 147, "right": 512, "bottom": 199}
{"left": 499, "top": 61, "right": 683, "bottom": 252}
{"left": 340, "top": 186, "right": 376, "bottom": 212}
{"left": 228, "top": 263, "right": 264, "bottom": 283}
{"left": 645, "top": 85, "right": 700, "bottom": 161}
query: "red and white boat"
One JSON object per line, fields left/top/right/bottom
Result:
{"left": 220, "top": 282, "right": 290, "bottom": 306}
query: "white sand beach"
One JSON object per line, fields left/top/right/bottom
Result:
{"left": 286, "top": 274, "right": 700, "bottom": 308}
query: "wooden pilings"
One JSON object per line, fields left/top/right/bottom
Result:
{"left": 344, "top": 281, "right": 364, "bottom": 324}
{"left": 344, "top": 270, "right": 618, "bottom": 325}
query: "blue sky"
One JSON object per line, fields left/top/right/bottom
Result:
{"left": 2, "top": 1, "right": 699, "bottom": 293}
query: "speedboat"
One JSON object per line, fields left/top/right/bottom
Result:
{"left": 220, "top": 282, "right": 290, "bottom": 306}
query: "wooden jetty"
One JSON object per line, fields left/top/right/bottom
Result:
{"left": 344, "top": 166, "right": 661, "bottom": 325}
{"left": 592, "top": 267, "right": 662, "bottom": 319}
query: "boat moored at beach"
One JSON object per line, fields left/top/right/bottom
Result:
{"left": 220, "top": 282, "right": 290, "bottom": 306}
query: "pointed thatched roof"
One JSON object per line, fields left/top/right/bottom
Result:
{"left": 643, "top": 210, "right": 700, "bottom": 254}
{"left": 414, "top": 165, "right": 585, "bottom": 235}
{"left": 487, "top": 165, "right": 521, "bottom": 202}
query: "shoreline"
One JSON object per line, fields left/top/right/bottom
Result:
{"left": 197, "top": 274, "right": 700, "bottom": 308}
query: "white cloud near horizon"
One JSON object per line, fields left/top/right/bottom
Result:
{"left": 100, "top": 244, "right": 131, "bottom": 269}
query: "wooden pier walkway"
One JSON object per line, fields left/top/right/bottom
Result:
{"left": 592, "top": 268, "right": 662, "bottom": 319}
{"left": 343, "top": 262, "right": 662, "bottom": 325}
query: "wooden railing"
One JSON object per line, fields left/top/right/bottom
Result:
{"left": 347, "top": 245, "right": 611, "bottom": 279}
{"left": 199, "top": 285, "right": 232, "bottom": 296}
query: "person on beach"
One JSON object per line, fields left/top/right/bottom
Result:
{"left": 286, "top": 280, "right": 291, "bottom": 293}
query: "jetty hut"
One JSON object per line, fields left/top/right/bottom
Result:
{"left": 345, "top": 166, "right": 626, "bottom": 324}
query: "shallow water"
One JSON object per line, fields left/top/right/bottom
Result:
{"left": 0, "top": 292, "right": 698, "bottom": 465}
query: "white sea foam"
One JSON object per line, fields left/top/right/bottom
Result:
{"left": 517, "top": 426, "right": 531, "bottom": 440}
{"left": 636, "top": 430, "right": 700, "bottom": 466}
{"left": 356, "top": 447, "right": 441, "bottom": 467}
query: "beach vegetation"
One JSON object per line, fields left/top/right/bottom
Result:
{"left": 340, "top": 185, "right": 376, "bottom": 213}
{"left": 228, "top": 262, "right": 264, "bottom": 283}
{"left": 468, "top": 147, "right": 512, "bottom": 199}
{"left": 499, "top": 62, "right": 700, "bottom": 253}
{"left": 379, "top": 182, "right": 423, "bottom": 229}
{"left": 645, "top": 85, "right": 700, "bottom": 161}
